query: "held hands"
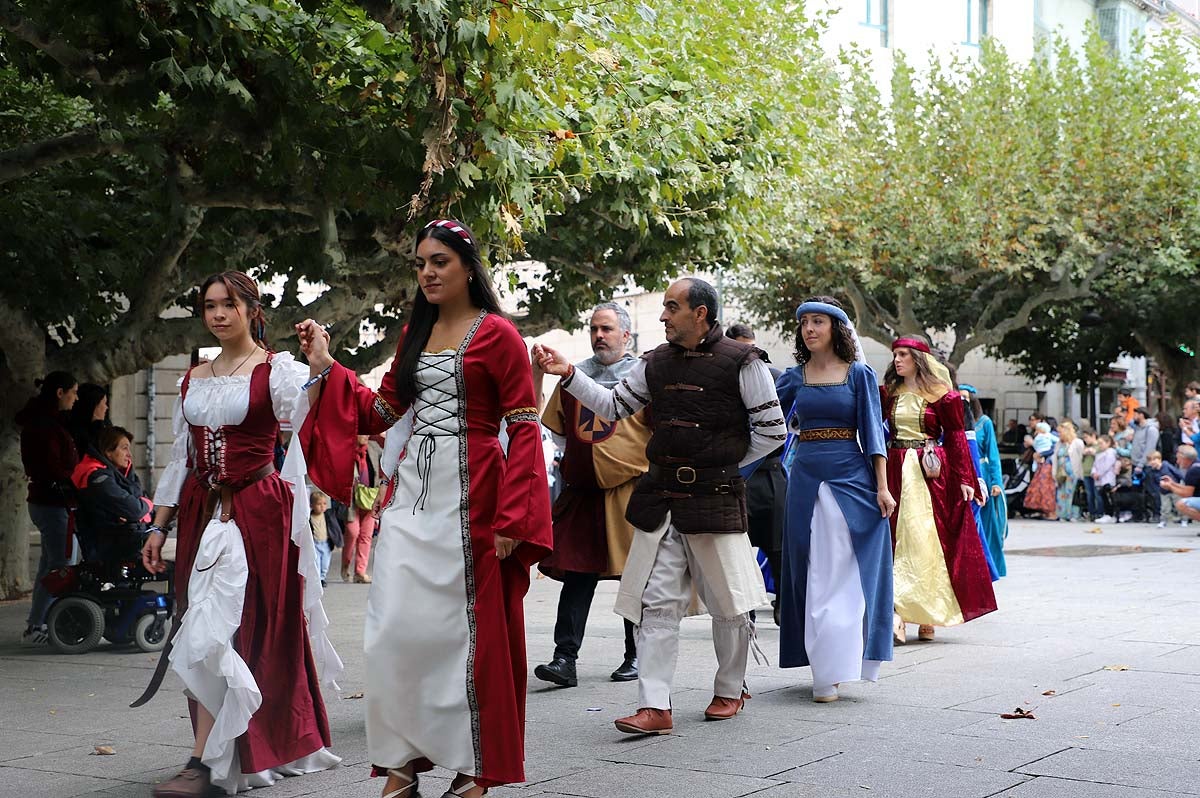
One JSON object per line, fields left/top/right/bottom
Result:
{"left": 959, "top": 483, "right": 976, "bottom": 504}
{"left": 531, "top": 344, "right": 571, "bottom": 377}
{"left": 141, "top": 534, "right": 167, "bottom": 574}
{"left": 876, "top": 488, "right": 897, "bottom": 519}
{"left": 494, "top": 534, "right": 518, "bottom": 560}
{"left": 295, "top": 319, "right": 333, "bottom": 368}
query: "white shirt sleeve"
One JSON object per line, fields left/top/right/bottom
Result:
{"left": 268, "top": 351, "right": 311, "bottom": 426}
{"left": 561, "top": 359, "right": 650, "bottom": 420}
{"left": 152, "top": 383, "right": 190, "bottom": 508}
{"left": 739, "top": 358, "right": 787, "bottom": 467}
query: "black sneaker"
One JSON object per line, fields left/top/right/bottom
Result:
{"left": 534, "top": 656, "right": 577, "bottom": 687}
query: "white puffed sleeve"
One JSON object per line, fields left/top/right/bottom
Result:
{"left": 268, "top": 351, "right": 344, "bottom": 691}
{"left": 152, "top": 381, "right": 191, "bottom": 507}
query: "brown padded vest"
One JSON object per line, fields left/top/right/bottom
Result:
{"left": 625, "top": 323, "right": 760, "bottom": 534}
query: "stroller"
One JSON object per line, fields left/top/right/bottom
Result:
{"left": 42, "top": 544, "right": 174, "bottom": 655}
{"left": 1004, "top": 460, "right": 1036, "bottom": 519}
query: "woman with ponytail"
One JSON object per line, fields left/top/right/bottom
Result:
{"left": 140, "top": 271, "right": 341, "bottom": 797}
{"left": 16, "top": 371, "right": 79, "bottom": 643}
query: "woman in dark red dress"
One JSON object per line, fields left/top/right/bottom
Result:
{"left": 299, "top": 219, "right": 552, "bottom": 798}
{"left": 882, "top": 338, "right": 996, "bottom": 645}
{"left": 141, "top": 272, "right": 341, "bottom": 797}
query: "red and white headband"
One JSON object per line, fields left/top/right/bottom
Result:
{"left": 424, "top": 218, "right": 473, "bottom": 246}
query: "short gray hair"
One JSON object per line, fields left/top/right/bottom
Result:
{"left": 591, "top": 302, "right": 631, "bottom": 333}
{"left": 1179, "top": 444, "right": 1198, "bottom": 462}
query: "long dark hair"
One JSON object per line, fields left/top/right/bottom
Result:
{"left": 196, "top": 271, "right": 270, "bottom": 348}
{"left": 793, "top": 295, "right": 858, "bottom": 365}
{"left": 35, "top": 371, "right": 77, "bottom": 403}
{"left": 392, "top": 220, "right": 503, "bottom": 407}
{"left": 70, "top": 383, "right": 108, "bottom": 426}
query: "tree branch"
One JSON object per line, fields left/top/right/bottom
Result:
{"left": 125, "top": 168, "right": 206, "bottom": 336}
{"left": 0, "top": 128, "right": 138, "bottom": 183}
{"left": 180, "top": 185, "right": 314, "bottom": 214}
{"left": 842, "top": 281, "right": 899, "bottom": 346}
{"left": 0, "top": 1, "right": 133, "bottom": 86}
{"left": 950, "top": 245, "right": 1119, "bottom": 365}
{"left": 541, "top": 254, "right": 626, "bottom": 287}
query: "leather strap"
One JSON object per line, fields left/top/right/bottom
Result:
{"left": 648, "top": 463, "right": 740, "bottom": 485}
{"left": 130, "top": 462, "right": 277, "bottom": 709}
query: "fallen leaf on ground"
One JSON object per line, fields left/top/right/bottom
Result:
{"left": 1103, "top": 664, "right": 1130, "bottom": 671}
{"left": 1172, "top": 548, "right": 1192, "bottom": 553}
{"left": 343, "top": 692, "right": 364, "bottom": 699}
{"left": 1000, "top": 707, "right": 1037, "bottom": 720}
{"left": 91, "top": 746, "right": 116, "bottom": 756}
{"left": 1112, "top": 703, "right": 1122, "bottom": 707}
{"left": 1041, "top": 690, "right": 1057, "bottom": 696}
{"left": 1075, "top": 735, "right": 1090, "bottom": 739}
{"left": 1085, "top": 527, "right": 1103, "bottom": 534}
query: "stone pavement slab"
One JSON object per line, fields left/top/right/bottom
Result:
{"left": 1, "top": 519, "right": 1198, "bottom": 798}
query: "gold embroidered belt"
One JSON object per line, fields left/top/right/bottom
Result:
{"left": 890, "top": 438, "right": 934, "bottom": 449}
{"left": 795, "top": 427, "right": 856, "bottom": 442}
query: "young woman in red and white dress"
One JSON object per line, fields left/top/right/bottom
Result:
{"left": 141, "top": 272, "right": 342, "bottom": 797}
{"left": 298, "top": 218, "right": 553, "bottom": 798}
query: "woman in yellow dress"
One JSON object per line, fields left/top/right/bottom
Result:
{"left": 882, "top": 338, "right": 997, "bottom": 644}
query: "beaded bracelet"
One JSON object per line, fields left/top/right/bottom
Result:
{"left": 302, "top": 363, "right": 334, "bottom": 391}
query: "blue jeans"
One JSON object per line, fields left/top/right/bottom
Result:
{"left": 27, "top": 504, "right": 70, "bottom": 627}
{"left": 1084, "top": 477, "right": 1103, "bottom": 519}
{"left": 314, "top": 538, "right": 332, "bottom": 581}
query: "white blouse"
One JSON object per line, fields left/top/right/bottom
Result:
{"left": 153, "top": 352, "right": 310, "bottom": 508}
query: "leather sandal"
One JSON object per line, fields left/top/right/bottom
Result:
{"left": 918, "top": 624, "right": 935, "bottom": 641}
{"left": 441, "top": 778, "right": 486, "bottom": 798}
{"left": 383, "top": 768, "right": 419, "bottom": 798}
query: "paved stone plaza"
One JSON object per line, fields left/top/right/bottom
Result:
{"left": 1, "top": 519, "right": 1197, "bottom": 798}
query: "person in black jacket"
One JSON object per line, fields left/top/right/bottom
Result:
{"left": 17, "top": 371, "right": 79, "bottom": 643}
{"left": 71, "top": 426, "right": 152, "bottom": 564}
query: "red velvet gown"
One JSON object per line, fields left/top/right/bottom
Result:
{"left": 882, "top": 388, "right": 997, "bottom": 625}
{"left": 303, "top": 310, "right": 552, "bottom": 788}
{"left": 160, "top": 354, "right": 338, "bottom": 794}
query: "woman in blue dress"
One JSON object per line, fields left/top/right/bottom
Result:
{"left": 775, "top": 298, "right": 896, "bottom": 703}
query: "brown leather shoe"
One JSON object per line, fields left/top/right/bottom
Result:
{"left": 153, "top": 766, "right": 213, "bottom": 798}
{"left": 355, "top": 572, "right": 372, "bottom": 584}
{"left": 704, "top": 691, "right": 751, "bottom": 720}
{"left": 614, "top": 707, "right": 673, "bottom": 735}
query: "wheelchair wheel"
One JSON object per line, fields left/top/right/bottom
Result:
{"left": 134, "top": 613, "right": 172, "bottom": 653}
{"left": 47, "top": 596, "right": 105, "bottom": 654}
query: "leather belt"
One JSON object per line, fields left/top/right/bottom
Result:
{"left": 649, "top": 463, "right": 739, "bottom": 487}
{"left": 131, "top": 461, "right": 276, "bottom": 709}
{"left": 795, "top": 427, "right": 856, "bottom": 442}
{"left": 890, "top": 439, "right": 933, "bottom": 449}
{"left": 202, "top": 463, "right": 277, "bottom": 523}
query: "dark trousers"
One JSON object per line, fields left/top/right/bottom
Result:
{"left": 552, "top": 570, "right": 636, "bottom": 662}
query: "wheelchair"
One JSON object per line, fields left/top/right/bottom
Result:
{"left": 42, "top": 549, "right": 175, "bottom": 655}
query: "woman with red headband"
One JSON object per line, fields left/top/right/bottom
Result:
{"left": 882, "top": 338, "right": 997, "bottom": 644}
{"left": 298, "top": 219, "right": 552, "bottom": 798}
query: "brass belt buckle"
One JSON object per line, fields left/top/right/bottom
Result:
{"left": 676, "top": 466, "right": 697, "bottom": 484}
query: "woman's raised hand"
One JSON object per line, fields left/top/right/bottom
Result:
{"left": 295, "top": 319, "right": 333, "bottom": 367}
{"left": 531, "top": 344, "right": 571, "bottom": 377}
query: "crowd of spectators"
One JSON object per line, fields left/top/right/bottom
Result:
{"left": 1002, "top": 382, "right": 1200, "bottom": 532}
